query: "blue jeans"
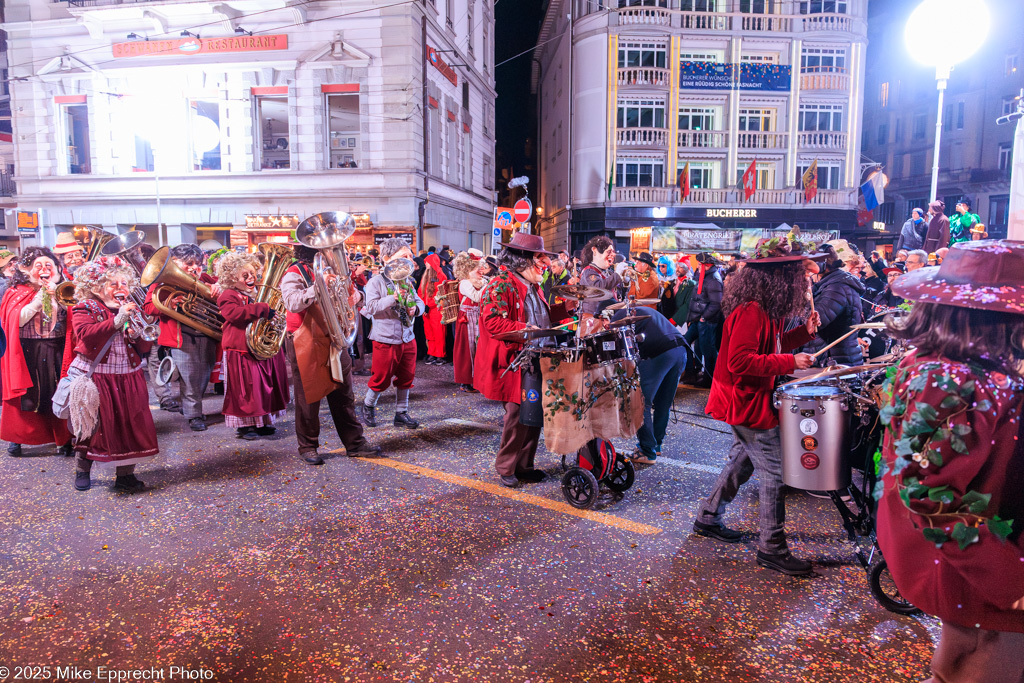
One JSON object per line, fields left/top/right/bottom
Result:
{"left": 697, "top": 321, "right": 720, "bottom": 378}
{"left": 636, "top": 346, "right": 688, "bottom": 457}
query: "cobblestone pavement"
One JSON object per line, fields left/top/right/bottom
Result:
{"left": 0, "top": 361, "right": 937, "bottom": 682}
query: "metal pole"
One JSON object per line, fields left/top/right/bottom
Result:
{"left": 565, "top": 11, "right": 573, "bottom": 252}
{"left": 1009, "top": 96, "right": 1024, "bottom": 240}
{"left": 929, "top": 65, "right": 950, "bottom": 202}
{"left": 154, "top": 147, "right": 163, "bottom": 247}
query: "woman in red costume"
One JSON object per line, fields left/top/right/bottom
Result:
{"left": 0, "top": 247, "right": 73, "bottom": 457}
{"left": 215, "top": 251, "right": 290, "bottom": 440}
{"left": 68, "top": 260, "right": 158, "bottom": 492}
{"left": 419, "top": 253, "right": 448, "bottom": 365}
{"left": 452, "top": 250, "right": 487, "bottom": 392}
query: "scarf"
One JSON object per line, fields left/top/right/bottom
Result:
{"left": 697, "top": 263, "right": 713, "bottom": 295}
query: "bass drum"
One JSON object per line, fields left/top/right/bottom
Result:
{"left": 580, "top": 329, "right": 638, "bottom": 367}
{"left": 774, "top": 384, "right": 851, "bottom": 491}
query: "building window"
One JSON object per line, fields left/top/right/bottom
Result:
{"left": 989, "top": 194, "right": 1010, "bottom": 233}
{"left": 738, "top": 108, "right": 775, "bottom": 131}
{"left": 189, "top": 100, "right": 221, "bottom": 171}
{"left": 735, "top": 162, "right": 775, "bottom": 189}
{"left": 678, "top": 106, "right": 717, "bottom": 131}
{"left": 60, "top": 103, "right": 91, "bottom": 175}
{"left": 326, "top": 93, "right": 361, "bottom": 169}
{"left": 913, "top": 113, "right": 927, "bottom": 140}
{"left": 1006, "top": 54, "right": 1019, "bottom": 76}
{"left": 1003, "top": 96, "right": 1019, "bottom": 115}
{"left": 801, "top": 47, "right": 846, "bottom": 73}
{"left": 680, "top": 0, "right": 719, "bottom": 10}
{"left": 799, "top": 103, "right": 843, "bottom": 132}
{"left": 255, "top": 96, "right": 290, "bottom": 170}
{"left": 800, "top": 0, "right": 847, "bottom": 13}
{"left": 446, "top": 0, "right": 454, "bottom": 29}
{"left": 615, "top": 158, "right": 665, "bottom": 187}
{"left": 999, "top": 143, "right": 1012, "bottom": 171}
{"left": 680, "top": 49, "right": 724, "bottom": 63}
{"left": 679, "top": 161, "right": 718, "bottom": 189}
{"left": 617, "top": 98, "right": 666, "bottom": 129}
{"left": 798, "top": 163, "right": 840, "bottom": 190}
{"left": 467, "top": 1, "right": 475, "bottom": 56}
{"left": 876, "top": 123, "right": 888, "bottom": 145}
{"left": 739, "top": 0, "right": 775, "bottom": 14}
{"left": 879, "top": 81, "right": 889, "bottom": 107}
{"left": 910, "top": 152, "right": 926, "bottom": 176}
{"left": 462, "top": 132, "right": 473, "bottom": 188}
{"left": 483, "top": 23, "right": 489, "bottom": 74}
{"left": 956, "top": 101, "right": 965, "bottom": 130}
{"left": 619, "top": 41, "right": 667, "bottom": 69}
{"left": 893, "top": 118, "right": 902, "bottom": 143}
{"left": 483, "top": 153, "right": 494, "bottom": 190}
{"left": 741, "top": 53, "right": 779, "bottom": 64}
{"left": 625, "top": 0, "right": 668, "bottom": 6}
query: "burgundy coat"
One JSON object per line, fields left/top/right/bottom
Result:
{"left": 474, "top": 268, "right": 567, "bottom": 404}
{"left": 876, "top": 354, "right": 1024, "bottom": 633}
{"left": 705, "top": 302, "right": 812, "bottom": 430}
{"left": 217, "top": 288, "right": 272, "bottom": 353}
{"left": 72, "top": 299, "right": 152, "bottom": 365}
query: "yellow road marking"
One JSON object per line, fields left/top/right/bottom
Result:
{"left": 330, "top": 452, "right": 662, "bottom": 536}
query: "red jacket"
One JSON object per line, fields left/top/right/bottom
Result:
{"left": 143, "top": 274, "right": 218, "bottom": 349}
{"left": 877, "top": 354, "right": 1024, "bottom": 633}
{"left": 474, "top": 268, "right": 567, "bottom": 404}
{"left": 72, "top": 299, "right": 151, "bottom": 365}
{"left": 705, "top": 302, "right": 812, "bottom": 430}
{"left": 217, "top": 288, "right": 272, "bottom": 353}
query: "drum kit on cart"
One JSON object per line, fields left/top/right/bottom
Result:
{"left": 775, "top": 310, "right": 918, "bottom": 614}
{"left": 494, "top": 284, "right": 654, "bottom": 510}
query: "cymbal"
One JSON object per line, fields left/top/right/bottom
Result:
{"left": 605, "top": 298, "right": 660, "bottom": 311}
{"left": 780, "top": 362, "right": 890, "bottom": 388}
{"left": 607, "top": 315, "right": 646, "bottom": 329}
{"left": 493, "top": 327, "right": 568, "bottom": 343}
{"left": 551, "top": 284, "right": 613, "bottom": 301}
{"left": 850, "top": 322, "right": 886, "bottom": 330}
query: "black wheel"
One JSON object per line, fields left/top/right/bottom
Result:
{"left": 606, "top": 458, "right": 635, "bottom": 493}
{"left": 868, "top": 559, "right": 920, "bottom": 616}
{"left": 561, "top": 467, "right": 599, "bottom": 509}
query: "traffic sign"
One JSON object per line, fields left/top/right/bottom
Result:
{"left": 513, "top": 198, "right": 532, "bottom": 224}
{"left": 492, "top": 227, "right": 501, "bottom": 238}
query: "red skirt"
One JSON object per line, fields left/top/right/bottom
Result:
{"left": 424, "top": 306, "right": 446, "bottom": 358}
{"left": 222, "top": 350, "right": 289, "bottom": 419}
{"left": 76, "top": 369, "right": 158, "bottom": 464}
{"left": 454, "top": 319, "right": 473, "bottom": 385}
{"left": 1, "top": 399, "right": 71, "bottom": 446}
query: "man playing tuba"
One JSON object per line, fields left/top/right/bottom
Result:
{"left": 281, "top": 242, "right": 381, "bottom": 466}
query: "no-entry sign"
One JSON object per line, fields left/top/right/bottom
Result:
{"left": 513, "top": 199, "right": 533, "bottom": 224}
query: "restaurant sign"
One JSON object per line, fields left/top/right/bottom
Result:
{"left": 245, "top": 214, "right": 300, "bottom": 230}
{"left": 113, "top": 35, "right": 288, "bottom": 59}
{"left": 653, "top": 226, "right": 838, "bottom": 253}
{"left": 426, "top": 46, "right": 458, "bottom": 87}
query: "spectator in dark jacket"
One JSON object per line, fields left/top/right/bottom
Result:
{"left": 685, "top": 253, "right": 724, "bottom": 387}
{"left": 922, "top": 200, "right": 950, "bottom": 254}
{"left": 894, "top": 208, "right": 927, "bottom": 253}
{"left": 807, "top": 256, "right": 866, "bottom": 366}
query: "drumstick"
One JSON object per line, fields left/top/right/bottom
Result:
{"left": 810, "top": 328, "right": 858, "bottom": 359}
{"left": 551, "top": 320, "right": 576, "bottom": 330}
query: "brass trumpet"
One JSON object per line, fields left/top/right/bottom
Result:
{"left": 55, "top": 281, "right": 77, "bottom": 308}
{"left": 140, "top": 246, "right": 224, "bottom": 341}
{"left": 115, "top": 293, "right": 159, "bottom": 342}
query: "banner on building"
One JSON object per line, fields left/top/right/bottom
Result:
{"left": 653, "top": 226, "right": 839, "bottom": 254}
{"left": 113, "top": 35, "right": 288, "bottom": 59}
{"left": 679, "top": 61, "right": 791, "bottom": 91}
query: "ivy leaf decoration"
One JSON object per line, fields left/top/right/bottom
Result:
{"left": 951, "top": 423, "right": 972, "bottom": 437}
{"left": 894, "top": 437, "right": 916, "bottom": 457}
{"left": 988, "top": 516, "right": 1014, "bottom": 541}
{"left": 974, "top": 399, "right": 993, "bottom": 412}
{"left": 958, "top": 380, "right": 976, "bottom": 398}
{"left": 925, "top": 449, "right": 943, "bottom": 467}
{"left": 940, "top": 395, "right": 961, "bottom": 410}
{"left": 922, "top": 527, "right": 949, "bottom": 548}
{"left": 917, "top": 403, "right": 939, "bottom": 423}
{"left": 927, "top": 486, "right": 955, "bottom": 505}
{"left": 935, "top": 375, "right": 959, "bottom": 393}
{"left": 907, "top": 374, "right": 928, "bottom": 393}
{"left": 949, "top": 434, "right": 969, "bottom": 454}
{"left": 960, "top": 490, "right": 992, "bottom": 515}
{"left": 951, "top": 522, "right": 980, "bottom": 550}
{"left": 879, "top": 405, "right": 895, "bottom": 426}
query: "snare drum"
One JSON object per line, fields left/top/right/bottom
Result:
{"left": 580, "top": 329, "right": 638, "bottom": 367}
{"left": 774, "top": 383, "right": 851, "bottom": 491}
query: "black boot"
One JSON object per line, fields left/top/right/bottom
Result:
{"left": 74, "top": 471, "right": 91, "bottom": 491}
{"left": 357, "top": 404, "right": 377, "bottom": 427}
{"left": 393, "top": 412, "right": 420, "bottom": 429}
{"left": 237, "top": 427, "right": 259, "bottom": 440}
{"left": 58, "top": 441, "right": 75, "bottom": 457}
{"left": 7, "top": 443, "right": 24, "bottom": 457}
{"left": 756, "top": 551, "right": 813, "bottom": 576}
{"left": 112, "top": 474, "right": 146, "bottom": 493}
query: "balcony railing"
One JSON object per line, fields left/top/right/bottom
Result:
{"left": 609, "top": 7, "right": 855, "bottom": 34}
{"left": 618, "top": 6, "right": 673, "bottom": 26}
{"left": 740, "top": 13, "right": 793, "bottom": 32}
{"left": 618, "top": 67, "right": 672, "bottom": 88}
{"left": 736, "top": 131, "right": 788, "bottom": 150}
{"left": 801, "top": 13, "right": 853, "bottom": 32}
{"left": 679, "top": 11, "right": 730, "bottom": 31}
{"left": 612, "top": 185, "right": 856, "bottom": 207}
{"left": 800, "top": 71, "right": 850, "bottom": 91}
{"left": 0, "top": 171, "right": 14, "bottom": 197}
{"left": 797, "top": 131, "right": 848, "bottom": 150}
{"left": 616, "top": 127, "right": 670, "bottom": 147}
{"left": 678, "top": 130, "right": 729, "bottom": 148}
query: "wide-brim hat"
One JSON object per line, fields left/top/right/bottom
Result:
{"left": 53, "top": 232, "right": 83, "bottom": 254}
{"left": 0, "top": 250, "right": 15, "bottom": 269}
{"left": 695, "top": 252, "right": 720, "bottom": 265}
{"left": 467, "top": 248, "right": 484, "bottom": 260}
{"left": 882, "top": 266, "right": 905, "bottom": 276}
{"left": 636, "top": 252, "right": 656, "bottom": 267}
{"left": 892, "top": 240, "right": 1024, "bottom": 315}
{"left": 498, "top": 232, "right": 557, "bottom": 256}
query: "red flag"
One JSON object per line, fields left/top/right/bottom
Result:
{"left": 678, "top": 163, "right": 690, "bottom": 202}
{"left": 802, "top": 159, "right": 818, "bottom": 203}
{"left": 741, "top": 159, "right": 757, "bottom": 201}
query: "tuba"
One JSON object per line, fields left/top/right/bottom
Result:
{"left": 245, "top": 242, "right": 294, "bottom": 361}
{"left": 382, "top": 257, "right": 417, "bottom": 328}
{"left": 75, "top": 225, "right": 118, "bottom": 263}
{"left": 141, "top": 246, "right": 224, "bottom": 341}
{"left": 100, "top": 230, "right": 155, "bottom": 311}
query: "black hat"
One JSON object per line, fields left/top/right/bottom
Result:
{"left": 957, "top": 197, "right": 972, "bottom": 209}
{"left": 695, "top": 252, "right": 720, "bottom": 265}
{"left": 636, "top": 252, "right": 656, "bottom": 267}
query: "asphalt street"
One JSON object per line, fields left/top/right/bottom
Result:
{"left": 0, "top": 361, "right": 938, "bottom": 682}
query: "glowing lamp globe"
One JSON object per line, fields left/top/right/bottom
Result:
{"left": 192, "top": 115, "right": 222, "bottom": 154}
{"left": 905, "top": 0, "right": 990, "bottom": 70}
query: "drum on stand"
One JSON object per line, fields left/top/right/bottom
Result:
{"left": 774, "top": 384, "right": 852, "bottom": 491}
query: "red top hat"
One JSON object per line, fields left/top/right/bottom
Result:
{"left": 893, "top": 240, "right": 1024, "bottom": 315}
{"left": 498, "top": 232, "right": 557, "bottom": 256}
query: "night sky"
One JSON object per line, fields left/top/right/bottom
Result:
{"left": 494, "top": 0, "right": 546, "bottom": 187}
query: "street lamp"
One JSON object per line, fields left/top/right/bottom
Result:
{"left": 904, "top": 0, "right": 990, "bottom": 202}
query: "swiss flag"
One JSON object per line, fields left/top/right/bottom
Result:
{"left": 678, "top": 163, "right": 690, "bottom": 202}
{"left": 741, "top": 159, "right": 757, "bottom": 201}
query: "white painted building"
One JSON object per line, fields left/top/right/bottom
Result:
{"left": 1, "top": 0, "right": 496, "bottom": 254}
{"left": 533, "top": 0, "right": 867, "bottom": 254}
